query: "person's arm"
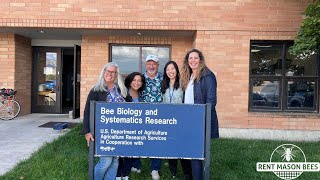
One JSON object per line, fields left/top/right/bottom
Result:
{"left": 82, "top": 89, "right": 96, "bottom": 146}
{"left": 204, "top": 71, "right": 219, "bottom": 138}
{"left": 204, "top": 72, "right": 217, "bottom": 106}
{"left": 84, "top": 133, "right": 94, "bottom": 147}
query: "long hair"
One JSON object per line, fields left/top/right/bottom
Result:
{"left": 125, "top": 72, "right": 146, "bottom": 93}
{"left": 93, "top": 62, "right": 127, "bottom": 97}
{"left": 180, "top": 49, "right": 207, "bottom": 91}
{"left": 161, "top": 61, "right": 180, "bottom": 94}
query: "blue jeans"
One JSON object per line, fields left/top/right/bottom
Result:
{"left": 150, "top": 158, "right": 162, "bottom": 171}
{"left": 94, "top": 156, "right": 119, "bottom": 180}
{"left": 191, "top": 160, "right": 203, "bottom": 180}
{"left": 132, "top": 158, "right": 141, "bottom": 169}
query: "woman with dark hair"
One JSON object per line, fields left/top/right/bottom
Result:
{"left": 83, "top": 62, "right": 127, "bottom": 180}
{"left": 124, "top": 72, "right": 145, "bottom": 102}
{"left": 116, "top": 72, "right": 145, "bottom": 180}
{"left": 180, "top": 49, "right": 219, "bottom": 180}
{"left": 161, "top": 61, "right": 193, "bottom": 180}
{"left": 161, "top": 61, "right": 181, "bottom": 95}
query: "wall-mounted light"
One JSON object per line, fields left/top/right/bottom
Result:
{"left": 37, "top": 30, "right": 46, "bottom": 33}
{"left": 251, "top": 45, "right": 271, "bottom": 48}
{"left": 251, "top": 49, "right": 261, "bottom": 53}
{"left": 137, "top": 32, "right": 142, "bottom": 36}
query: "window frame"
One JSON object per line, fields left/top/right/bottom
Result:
{"left": 249, "top": 40, "right": 319, "bottom": 113}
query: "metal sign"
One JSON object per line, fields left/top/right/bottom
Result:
{"left": 94, "top": 102, "right": 206, "bottom": 159}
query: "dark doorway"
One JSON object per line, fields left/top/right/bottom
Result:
{"left": 62, "top": 49, "right": 74, "bottom": 114}
{"left": 32, "top": 46, "right": 81, "bottom": 116}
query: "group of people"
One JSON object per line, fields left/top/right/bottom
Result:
{"left": 82, "top": 48, "right": 219, "bottom": 180}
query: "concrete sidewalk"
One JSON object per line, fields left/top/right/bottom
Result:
{"left": 0, "top": 114, "right": 81, "bottom": 176}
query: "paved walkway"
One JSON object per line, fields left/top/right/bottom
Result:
{"left": 0, "top": 114, "right": 81, "bottom": 176}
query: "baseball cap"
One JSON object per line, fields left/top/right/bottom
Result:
{"left": 145, "top": 55, "right": 159, "bottom": 62}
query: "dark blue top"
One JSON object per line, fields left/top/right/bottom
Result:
{"left": 193, "top": 68, "right": 219, "bottom": 139}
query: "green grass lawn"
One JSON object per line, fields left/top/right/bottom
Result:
{"left": 1, "top": 125, "right": 319, "bottom": 180}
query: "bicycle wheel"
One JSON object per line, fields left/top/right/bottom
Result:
{"left": 0, "top": 100, "right": 21, "bottom": 120}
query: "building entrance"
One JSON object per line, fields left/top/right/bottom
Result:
{"left": 31, "top": 46, "right": 81, "bottom": 118}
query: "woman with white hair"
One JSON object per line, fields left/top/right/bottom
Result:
{"left": 82, "top": 62, "right": 127, "bottom": 180}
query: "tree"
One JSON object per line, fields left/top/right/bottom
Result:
{"left": 289, "top": 0, "right": 320, "bottom": 58}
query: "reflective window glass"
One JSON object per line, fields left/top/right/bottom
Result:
{"left": 287, "top": 81, "right": 315, "bottom": 108}
{"left": 37, "top": 52, "right": 57, "bottom": 106}
{"left": 250, "top": 44, "right": 282, "bottom": 76}
{"left": 111, "top": 46, "right": 140, "bottom": 75}
{"left": 251, "top": 80, "right": 280, "bottom": 108}
{"left": 285, "top": 47, "right": 317, "bottom": 76}
{"left": 249, "top": 41, "right": 318, "bottom": 112}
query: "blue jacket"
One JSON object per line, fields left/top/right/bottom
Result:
{"left": 193, "top": 68, "right": 219, "bottom": 138}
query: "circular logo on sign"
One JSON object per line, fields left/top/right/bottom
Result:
{"left": 270, "top": 144, "right": 306, "bottom": 180}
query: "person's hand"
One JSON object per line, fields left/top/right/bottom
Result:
{"left": 85, "top": 133, "right": 94, "bottom": 147}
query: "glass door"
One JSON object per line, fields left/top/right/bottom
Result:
{"left": 32, "top": 47, "right": 61, "bottom": 113}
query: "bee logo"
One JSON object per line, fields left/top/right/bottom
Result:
{"left": 270, "top": 144, "right": 306, "bottom": 179}
{"left": 257, "top": 143, "right": 320, "bottom": 180}
{"left": 276, "top": 145, "right": 300, "bottom": 162}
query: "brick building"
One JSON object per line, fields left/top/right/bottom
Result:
{"left": 0, "top": 0, "right": 319, "bottom": 140}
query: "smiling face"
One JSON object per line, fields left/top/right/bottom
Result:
{"left": 188, "top": 51, "right": 201, "bottom": 72}
{"left": 130, "top": 75, "right": 143, "bottom": 91}
{"left": 104, "top": 65, "right": 117, "bottom": 85}
{"left": 145, "top": 60, "right": 159, "bottom": 78}
{"left": 166, "top": 63, "right": 177, "bottom": 81}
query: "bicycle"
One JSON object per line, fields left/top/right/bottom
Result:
{"left": 0, "top": 88, "right": 21, "bottom": 120}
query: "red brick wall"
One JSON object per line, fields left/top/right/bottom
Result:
{"left": 0, "top": 0, "right": 311, "bottom": 32}
{"left": 0, "top": 33, "right": 31, "bottom": 116}
{"left": 0, "top": 33, "right": 15, "bottom": 88}
{"left": 14, "top": 35, "right": 32, "bottom": 115}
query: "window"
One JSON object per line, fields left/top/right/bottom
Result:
{"left": 110, "top": 44, "right": 171, "bottom": 75}
{"left": 249, "top": 41, "right": 319, "bottom": 112}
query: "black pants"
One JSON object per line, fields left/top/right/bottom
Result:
{"left": 117, "top": 157, "right": 132, "bottom": 177}
{"left": 169, "top": 159, "right": 193, "bottom": 180}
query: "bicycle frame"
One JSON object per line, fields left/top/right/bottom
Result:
{"left": 0, "top": 95, "right": 13, "bottom": 112}
{"left": 0, "top": 89, "right": 20, "bottom": 120}
{"left": 0, "top": 95, "right": 6, "bottom": 107}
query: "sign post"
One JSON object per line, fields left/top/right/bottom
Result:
{"left": 88, "top": 101, "right": 95, "bottom": 180}
{"left": 204, "top": 103, "right": 212, "bottom": 180}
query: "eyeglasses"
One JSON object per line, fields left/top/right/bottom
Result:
{"left": 106, "top": 70, "right": 117, "bottom": 76}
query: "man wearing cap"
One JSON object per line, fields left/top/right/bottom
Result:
{"left": 141, "top": 54, "right": 163, "bottom": 180}
{"left": 142, "top": 55, "right": 163, "bottom": 102}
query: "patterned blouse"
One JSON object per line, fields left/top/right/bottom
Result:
{"left": 142, "top": 72, "right": 163, "bottom": 103}
{"left": 106, "top": 86, "right": 125, "bottom": 103}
